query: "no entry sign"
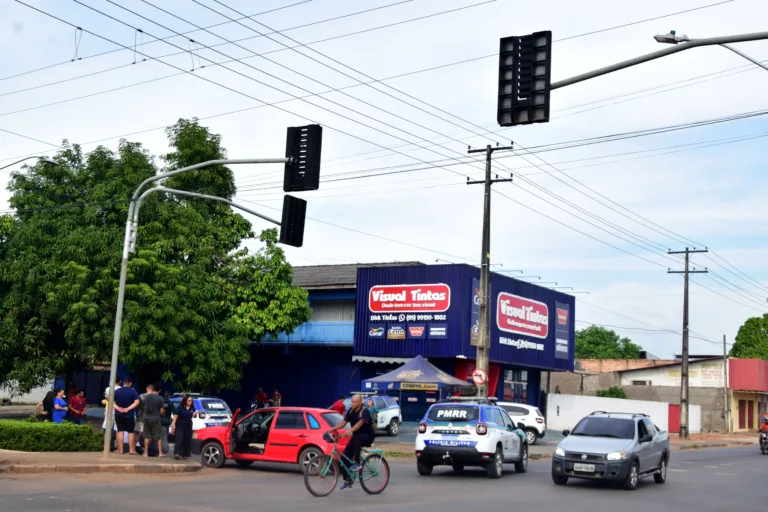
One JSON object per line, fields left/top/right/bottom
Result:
{"left": 472, "top": 369, "right": 487, "bottom": 385}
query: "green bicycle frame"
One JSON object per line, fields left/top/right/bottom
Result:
{"left": 320, "top": 442, "right": 385, "bottom": 481}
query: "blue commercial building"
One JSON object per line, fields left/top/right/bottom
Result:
{"left": 221, "top": 262, "right": 575, "bottom": 418}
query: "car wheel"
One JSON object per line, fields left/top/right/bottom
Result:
{"left": 298, "top": 446, "right": 323, "bottom": 474}
{"left": 514, "top": 444, "right": 528, "bottom": 473}
{"left": 552, "top": 472, "right": 568, "bottom": 486}
{"left": 417, "top": 459, "right": 433, "bottom": 476}
{"left": 525, "top": 429, "right": 538, "bottom": 445}
{"left": 235, "top": 460, "right": 254, "bottom": 468}
{"left": 654, "top": 455, "right": 667, "bottom": 484}
{"left": 452, "top": 464, "right": 464, "bottom": 472}
{"left": 624, "top": 461, "right": 639, "bottom": 490}
{"left": 201, "top": 441, "right": 225, "bottom": 469}
{"left": 486, "top": 445, "right": 503, "bottom": 479}
{"left": 387, "top": 418, "right": 399, "bottom": 436}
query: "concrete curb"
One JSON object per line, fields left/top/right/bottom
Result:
{"left": 5, "top": 462, "right": 201, "bottom": 474}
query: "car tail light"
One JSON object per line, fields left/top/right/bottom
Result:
{"left": 199, "top": 412, "right": 207, "bottom": 419}
{"left": 476, "top": 423, "right": 488, "bottom": 435}
{"left": 536, "top": 418, "right": 544, "bottom": 424}
{"left": 418, "top": 422, "right": 427, "bottom": 434}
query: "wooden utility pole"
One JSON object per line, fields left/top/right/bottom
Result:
{"left": 467, "top": 143, "right": 514, "bottom": 397}
{"left": 668, "top": 247, "right": 708, "bottom": 440}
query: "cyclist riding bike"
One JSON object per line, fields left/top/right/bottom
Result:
{"left": 330, "top": 394, "right": 374, "bottom": 490}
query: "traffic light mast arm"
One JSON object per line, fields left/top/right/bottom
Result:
{"left": 133, "top": 186, "right": 281, "bottom": 227}
{"left": 551, "top": 30, "right": 768, "bottom": 90}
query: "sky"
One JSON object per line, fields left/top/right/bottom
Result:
{"left": 2, "top": 0, "right": 768, "bottom": 359}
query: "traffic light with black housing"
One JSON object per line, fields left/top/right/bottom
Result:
{"left": 284, "top": 124, "right": 322, "bottom": 192}
{"left": 497, "top": 31, "right": 552, "bottom": 127}
{"left": 279, "top": 194, "right": 307, "bottom": 247}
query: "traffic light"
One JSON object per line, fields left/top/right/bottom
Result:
{"left": 497, "top": 31, "right": 552, "bottom": 127}
{"left": 279, "top": 194, "right": 307, "bottom": 247}
{"left": 284, "top": 124, "right": 322, "bottom": 192}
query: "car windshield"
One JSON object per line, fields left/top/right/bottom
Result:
{"left": 427, "top": 405, "right": 478, "bottom": 422}
{"left": 200, "top": 399, "right": 229, "bottom": 413}
{"left": 321, "top": 412, "right": 344, "bottom": 427}
{"left": 571, "top": 417, "right": 635, "bottom": 439}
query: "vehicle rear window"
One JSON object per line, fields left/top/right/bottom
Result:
{"left": 200, "top": 399, "right": 229, "bottom": 412}
{"left": 535, "top": 409, "right": 543, "bottom": 417}
{"left": 427, "top": 406, "right": 478, "bottom": 422}
{"left": 502, "top": 405, "right": 528, "bottom": 416}
{"left": 321, "top": 412, "right": 344, "bottom": 427}
{"left": 572, "top": 417, "right": 635, "bottom": 439}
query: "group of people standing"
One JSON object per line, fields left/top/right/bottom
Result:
{"left": 251, "top": 387, "right": 282, "bottom": 410}
{"left": 103, "top": 377, "right": 196, "bottom": 459}
{"left": 35, "top": 387, "right": 88, "bottom": 424}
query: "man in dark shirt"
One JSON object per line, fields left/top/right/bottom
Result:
{"left": 113, "top": 377, "right": 140, "bottom": 455}
{"left": 330, "top": 394, "right": 373, "bottom": 490}
{"left": 142, "top": 383, "right": 166, "bottom": 458}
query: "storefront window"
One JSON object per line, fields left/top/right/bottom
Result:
{"left": 503, "top": 369, "right": 528, "bottom": 403}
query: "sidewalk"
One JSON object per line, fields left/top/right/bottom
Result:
{"left": 0, "top": 450, "right": 201, "bottom": 474}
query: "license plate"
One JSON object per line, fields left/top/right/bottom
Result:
{"left": 574, "top": 463, "right": 595, "bottom": 473}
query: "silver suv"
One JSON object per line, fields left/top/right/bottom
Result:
{"left": 551, "top": 411, "right": 670, "bottom": 491}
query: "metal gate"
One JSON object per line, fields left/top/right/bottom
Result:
{"left": 668, "top": 404, "right": 680, "bottom": 433}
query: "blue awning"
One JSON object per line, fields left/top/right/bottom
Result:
{"left": 362, "top": 355, "right": 475, "bottom": 392}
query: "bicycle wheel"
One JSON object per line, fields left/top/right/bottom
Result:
{"left": 359, "top": 454, "right": 390, "bottom": 495}
{"left": 304, "top": 455, "right": 339, "bottom": 497}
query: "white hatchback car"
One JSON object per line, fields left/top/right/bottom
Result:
{"left": 340, "top": 394, "right": 402, "bottom": 436}
{"left": 415, "top": 399, "right": 528, "bottom": 478}
{"left": 496, "top": 402, "right": 546, "bottom": 444}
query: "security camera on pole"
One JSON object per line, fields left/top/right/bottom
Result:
{"left": 102, "top": 124, "right": 322, "bottom": 458}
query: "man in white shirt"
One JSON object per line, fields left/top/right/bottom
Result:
{"left": 103, "top": 377, "right": 122, "bottom": 451}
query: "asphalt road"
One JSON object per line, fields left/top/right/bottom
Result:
{"left": 0, "top": 446, "right": 760, "bottom": 512}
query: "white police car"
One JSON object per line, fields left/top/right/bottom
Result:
{"left": 415, "top": 398, "right": 528, "bottom": 478}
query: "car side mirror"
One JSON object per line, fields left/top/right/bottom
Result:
{"left": 517, "top": 422, "right": 525, "bottom": 430}
{"left": 562, "top": 429, "right": 570, "bottom": 437}
{"left": 640, "top": 435, "right": 652, "bottom": 443}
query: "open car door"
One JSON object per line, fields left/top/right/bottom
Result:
{"left": 225, "top": 408, "right": 241, "bottom": 457}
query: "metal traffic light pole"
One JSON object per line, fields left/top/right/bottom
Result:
{"left": 103, "top": 125, "right": 322, "bottom": 458}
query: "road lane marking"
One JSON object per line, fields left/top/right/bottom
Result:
{"left": 704, "top": 465, "right": 718, "bottom": 468}
{"left": 715, "top": 472, "right": 737, "bottom": 476}
{"left": 669, "top": 469, "right": 687, "bottom": 472}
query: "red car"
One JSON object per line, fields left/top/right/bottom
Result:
{"left": 191, "top": 407, "right": 350, "bottom": 471}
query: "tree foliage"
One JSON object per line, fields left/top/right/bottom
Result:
{"left": 729, "top": 314, "right": 768, "bottom": 359}
{"left": 0, "top": 119, "right": 310, "bottom": 393}
{"left": 575, "top": 325, "right": 642, "bottom": 359}
{"left": 596, "top": 386, "right": 627, "bottom": 399}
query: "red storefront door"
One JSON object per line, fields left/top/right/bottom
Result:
{"left": 739, "top": 400, "right": 746, "bottom": 430}
{"left": 668, "top": 404, "right": 680, "bottom": 433}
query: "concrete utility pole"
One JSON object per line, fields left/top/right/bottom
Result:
{"left": 667, "top": 247, "right": 708, "bottom": 440}
{"left": 102, "top": 158, "right": 287, "bottom": 458}
{"left": 467, "top": 144, "right": 514, "bottom": 398}
{"left": 723, "top": 334, "right": 730, "bottom": 434}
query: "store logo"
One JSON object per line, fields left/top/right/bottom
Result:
{"left": 429, "top": 325, "right": 448, "bottom": 339}
{"left": 496, "top": 293, "right": 549, "bottom": 339}
{"left": 387, "top": 325, "right": 406, "bottom": 340}
{"left": 557, "top": 308, "right": 568, "bottom": 325}
{"left": 408, "top": 326, "right": 425, "bottom": 337}
{"left": 369, "top": 284, "right": 451, "bottom": 313}
{"left": 369, "top": 326, "right": 385, "bottom": 338}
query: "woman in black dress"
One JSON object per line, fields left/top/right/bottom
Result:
{"left": 170, "top": 394, "right": 196, "bottom": 460}
{"left": 35, "top": 391, "right": 54, "bottom": 421}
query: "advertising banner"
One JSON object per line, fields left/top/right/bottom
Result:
{"left": 470, "top": 278, "right": 480, "bottom": 346}
{"left": 554, "top": 302, "right": 570, "bottom": 360}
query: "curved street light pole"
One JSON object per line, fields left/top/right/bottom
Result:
{"left": 0, "top": 156, "right": 57, "bottom": 172}
{"left": 103, "top": 157, "right": 287, "bottom": 458}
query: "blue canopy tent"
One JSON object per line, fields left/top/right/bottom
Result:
{"left": 362, "top": 356, "right": 475, "bottom": 421}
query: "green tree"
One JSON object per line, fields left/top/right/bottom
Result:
{"left": 729, "top": 314, "right": 768, "bottom": 359}
{"left": 575, "top": 325, "right": 642, "bottom": 359}
{"left": 0, "top": 119, "right": 310, "bottom": 393}
{"left": 596, "top": 386, "right": 627, "bottom": 399}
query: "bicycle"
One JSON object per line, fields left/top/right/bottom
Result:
{"left": 304, "top": 432, "right": 390, "bottom": 497}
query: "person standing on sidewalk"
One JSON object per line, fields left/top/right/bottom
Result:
{"left": 272, "top": 388, "right": 282, "bottom": 407}
{"left": 36, "top": 391, "right": 54, "bottom": 422}
{"left": 142, "top": 383, "right": 166, "bottom": 458}
{"left": 68, "top": 389, "right": 87, "bottom": 425}
{"left": 113, "top": 377, "right": 140, "bottom": 455}
{"left": 170, "top": 394, "right": 196, "bottom": 460}
{"left": 52, "top": 388, "right": 68, "bottom": 424}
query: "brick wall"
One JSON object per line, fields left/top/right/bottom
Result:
{"left": 578, "top": 359, "right": 678, "bottom": 372}
{"left": 623, "top": 385, "right": 726, "bottom": 433}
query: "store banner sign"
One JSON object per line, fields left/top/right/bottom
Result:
{"left": 470, "top": 278, "right": 480, "bottom": 346}
{"left": 554, "top": 302, "right": 570, "bottom": 360}
{"left": 496, "top": 292, "right": 549, "bottom": 339}
{"left": 368, "top": 283, "right": 450, "bottom": 313}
